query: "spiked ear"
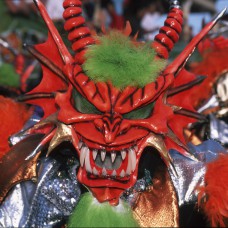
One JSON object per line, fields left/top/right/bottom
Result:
{"left": 165, "top": 8, "right": 227, "bottom": 76}
{"left": 63, "top": 0, "right": 95, "bottom": 64}
{"left": 152, "top": 0, "right": 183, "bottom": 59}
{"left": 33, "top": 0, "right": 73, "bottom": 65}
{"left": 21, "top": 0, "right": 75, "bottom": 117}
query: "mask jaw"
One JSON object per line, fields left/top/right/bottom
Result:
{"left": 75, "top": 130, "right": 176, "bottom": 205}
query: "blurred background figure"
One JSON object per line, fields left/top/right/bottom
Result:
{"left": 140, "top": 0, "right": 163, "bottom": 41}
{"left": 93, "top": 0, "right": 125, "bottom": 31}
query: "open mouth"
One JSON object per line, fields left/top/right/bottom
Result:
{"left": 78, "top": 140, "right": 138, "bottom": 180}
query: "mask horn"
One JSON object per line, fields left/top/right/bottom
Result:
{"left": 63, "top": 0, "right": 95, "bottom": 64}
{"left": 152, "top": 0, "right": 183, "bottom": 59}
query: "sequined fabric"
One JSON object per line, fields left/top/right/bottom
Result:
{"left": 209, "top": 114, "right": 228, "bottom": 146}
{"left": 0, "top": 140, "right": 226, "bottom": 227}
{"left": 0, "top": 156, "right": 81, "bottom": 228}
{"left": 170, "top": 140, "right": 226, "bottom": 206}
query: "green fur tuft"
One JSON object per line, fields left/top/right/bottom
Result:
{"left": 83, "top": 31, "right": 166, "bottom": 89}
{"left": 68, "top": 193, "right": 139, "bottom": 227}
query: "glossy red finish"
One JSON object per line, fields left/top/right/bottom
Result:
{"left": 63, "top": 0, "right": 95, "bottom": 64}
{"left": 153, "top": 8, "right": 183, "bottom": 59}
{"left": 26, "top": 0, "right": 224, "bottom": 205}
{"left": 90, "top": 187, "right": 124, "bottom": 205}
{"left": 55, "top": 74, "right": 175, "bottom": 200}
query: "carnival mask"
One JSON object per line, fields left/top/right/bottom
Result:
{"left": 21, "top": 0, "right": 225, "bottom": 205}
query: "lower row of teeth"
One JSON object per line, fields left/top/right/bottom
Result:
{"left": 79, "top": 142, "right": 137, "bottom": 178}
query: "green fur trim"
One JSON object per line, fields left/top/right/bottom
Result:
{"left": 83, "top": 31, "right": 166, "bottom": 89}
{"left": 68, "top": 193, "right": 139, "bottom": 227}
{"left": 0, "top": 63, "right": 20, "bottom": 87}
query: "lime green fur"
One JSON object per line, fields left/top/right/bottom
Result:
{"left": 0, "top": 63, "right": 20, "bottom": 87}
{"left": 68, "top": 193, "right": 139, "bottom": 227}
{"left": 83, "top": 31, "right": 166, "bottom": 89}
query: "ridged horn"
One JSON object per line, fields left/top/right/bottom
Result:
{"left": 152, "top": 0, "right": 183, "bottom": 59}
{"left": 63, "top": 0, "right": 95, "bottom": 64}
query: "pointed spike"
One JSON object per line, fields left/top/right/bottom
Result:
{"left": 167, "top": 128, "right": 199, "bottom": 162}
{"left": 17, "top": 93, "right": 55, "bottom": 102}
{"left": 166, "top": 128, "right": 189, "bottom": 152}
{"left": 26, "top": 113, "right": 58, "bottom": 134}
{"left": 25, "top": 129, "right": 56, "bottom": 160}
{"left": 25, "top": 45, "right": 68, "bottom": 83}
{"left": 174, "top": 108, "right": 208, "bottom": 122}
{"left": 165, "top": 8, "right": 227, "bottom": 76}
{"left": 213, "top": 8, "right": 227, "bottom": 23}
{"left": 33, "top": 0, "right": 73, "bottom": 65}
{"left": 101, "top": 24, "right": 107, "bottom": 34}
{"left": 133, "top": 31, "right": 139, "bottom": 41}
{"left": 167, "top": 75, "right": 206, "bottom": 97}
{"left": 46, "top": 124, "right": 72, "bottom": 157}
{"left": 123, "top": 21, "right": 132, "bottom": 36}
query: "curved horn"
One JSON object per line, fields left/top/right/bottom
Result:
{"left": 152, "top": 0, "right": 183, "bottom": 59}
{"left": 63, "top": 0, "right": 95, "bottom": 64}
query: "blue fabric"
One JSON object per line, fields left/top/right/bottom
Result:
{"left": 112, "top": 0, "right": 124, "bottom": 15}
{"left": 170, "top": 139, "right": 227, "bottom": 163}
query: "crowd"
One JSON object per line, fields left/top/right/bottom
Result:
{"left": 82, "top": 0, "right": 165, "bottom": 40}
{"left": 4, "top": 0, "right": 166, "bottom": 41}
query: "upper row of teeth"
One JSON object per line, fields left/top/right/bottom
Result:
{"left": 78, "top": 141, "right": 137, "bottom": 177}
{"left": 92, "top": 149, "right": 127, "bottom": 162}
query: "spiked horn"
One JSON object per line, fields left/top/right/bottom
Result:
{"left": 152, "top": 0, "right": 183, "bottom": 59}
{"left": 33, "top": 0, "right": 74, "bottom": 65}
{"left": 165, "top": 8, "right": 227, "bottom": 76}
{"left": 63, "top": 0, "right": 95, "bottom": 64}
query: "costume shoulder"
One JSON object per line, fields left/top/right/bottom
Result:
{"left": 0, "top": 134, "right": 44, "bottom": 203}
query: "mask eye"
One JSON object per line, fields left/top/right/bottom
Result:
{"left": 123, "top": 102, "right": 155, "bottom": 120}
{"left": 72, "top": 89, "right": 102, "bottom": 115}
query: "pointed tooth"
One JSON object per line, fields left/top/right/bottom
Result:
{"left": 92, "top": 149, "right": 98, "bottom": 160}
{"left": 93, "top": 167, "right": 98, "bottom": 176}
{"left": 129, "top": 148, "right": 137, "bottom": 172}
{"left": 120, "top": 169, "right": 125, "bottom": 178}
{"left": 102, "top": 167, "right": 107, "bottom": 176}
{"left": 111, "top": 151, "right": 116, "bottom": 163}
{"left": 78, "top": 141, "right": 83, "bottom": 149}
{"left": 80, "top": 146, "right": 89, "bottom": 167}
{"left": 101, "top": 150, "right": 106, "bottom": 162}
{"left": 111, "top": 170, "right": 117, "bottom": 177}
{"left": 134, "top": 145, "right": 138, "bottom": 152}
{"left": 85, "top": 151, "right": 92, "bottom": 173}
{"left": 121, "top": 150, "right": 127, "bottom": 160}
{"left": 126, "top": 152, "right": 132, "bottom": 175}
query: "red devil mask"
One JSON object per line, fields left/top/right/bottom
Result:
{"left": 21, "top": 0, "right": 225, "bottom": 205}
